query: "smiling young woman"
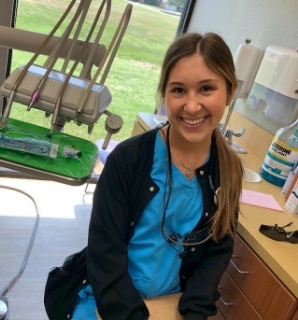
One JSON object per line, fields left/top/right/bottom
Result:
{"left": 47, "top": 32, "right": 244, "bottom": 320}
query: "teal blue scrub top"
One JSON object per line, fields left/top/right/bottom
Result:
{"left": 72, "top": 131, "right": 203, "bottom": 319}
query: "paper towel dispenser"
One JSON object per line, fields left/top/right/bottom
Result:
{"left": 234, "top": 39, "right": 264, "bottom": 98}
{"left": 247, "top": 45, "right": 298, "bottom": 126}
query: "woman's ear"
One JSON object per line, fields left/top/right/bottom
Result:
{"left": 226, "top": 96, "right": 232, "bottom": 107}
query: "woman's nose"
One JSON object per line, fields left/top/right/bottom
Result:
{"left": 183, "top": 98, "right": 202, "bottom": 114}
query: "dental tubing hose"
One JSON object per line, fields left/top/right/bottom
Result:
{"left": 0, "top": 185, "right": 40, "bottom": 320}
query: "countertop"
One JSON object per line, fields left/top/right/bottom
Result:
{"left": 236, "top": 145, "right": 298, "bottom": 299}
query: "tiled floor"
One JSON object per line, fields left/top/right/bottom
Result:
{"left": 0, "top": 176, "right": 96, "bottom": 320}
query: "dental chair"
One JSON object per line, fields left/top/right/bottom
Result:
{"left": 0, "top": 0, "right": 132, "bottom": 186}
{"left": 0, "top": 3, "right": 132, "bottom": 317}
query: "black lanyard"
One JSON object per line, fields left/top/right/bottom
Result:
{"left": 161, "top": 125, "right": 217, "bottom": 253}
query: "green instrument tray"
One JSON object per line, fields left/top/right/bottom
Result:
{"left": 0, "top": 118, "right": 98, "bottom": 185}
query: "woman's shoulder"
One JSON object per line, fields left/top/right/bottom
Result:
{"left": 104, "top": 128, "right": 159, "bottom": 169}
{"left": 113, "top": 128, "right": 158, "bottom": 154}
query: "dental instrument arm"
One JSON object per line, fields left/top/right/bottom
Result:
{"left": 0, "top": 26, "right": 106, "bottom": 69}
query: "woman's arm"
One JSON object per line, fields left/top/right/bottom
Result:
{"left": 178, "top": 234, "right": 234, "bottom": 320}
{"left": 86, "top": 150, "right": 149, "bottom": 320}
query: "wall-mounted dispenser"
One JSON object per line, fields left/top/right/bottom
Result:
{"left": 247, "top": 45, "right": 298, "bottom": 126}
{"left": 234, "top": 39, "right": 264, "bottom": 99}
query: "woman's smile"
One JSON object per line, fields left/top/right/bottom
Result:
{"left": 182, "top": 116, "right": 208, "bottom": 126}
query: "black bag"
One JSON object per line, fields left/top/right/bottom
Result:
{"left": 44, "top": 246, "right": 89, "bottom": 320}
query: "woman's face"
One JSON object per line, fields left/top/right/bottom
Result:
{"left": 165, "top": 54, "right": 230, "bottom": 146}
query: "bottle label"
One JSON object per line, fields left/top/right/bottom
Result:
{"left": 261, "top": 137, "right": 298, "bottom": 181}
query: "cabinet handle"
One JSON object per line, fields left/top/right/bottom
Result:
{"left": 219, "top": 297, "right": 234, "bottom": 306}
{"left": 230, "top": 259, "right": 249, "bottom": 274}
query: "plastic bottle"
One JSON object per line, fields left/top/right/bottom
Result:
{"left": 260, "top": 118, "right": 298, "bottom": 187}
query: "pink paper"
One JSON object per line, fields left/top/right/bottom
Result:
{"left": 240, "top": 189, "right": 283, "bottom": 211}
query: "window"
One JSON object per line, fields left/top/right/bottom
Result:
{"left": 2, "top": 0, "right": 194, "bottom": 142}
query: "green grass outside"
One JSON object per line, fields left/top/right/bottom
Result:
{"left": 9, "top": 0, "right": 180, "bottom": 142}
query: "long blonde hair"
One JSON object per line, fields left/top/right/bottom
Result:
{"left": 157, "top": 32, "right": 244, "bottom": 241}
{"left": 212, "top": 129, "right": 243, "bottom": 241}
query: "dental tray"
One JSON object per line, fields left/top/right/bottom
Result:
{"left": 0, "top": 65, "right": 112, "bottom": 125}
{"left": 0, "top": 117, "right": 98, "bottom": 185}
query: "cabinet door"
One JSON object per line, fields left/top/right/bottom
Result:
{"left": 217, "top": 271, "right": 262, "bottom": 320}
{"left": 227, "top": 234, "right": 297, "bottom": 320}
{"left": 291, "top": 307, "right": 298, "bottom": 320}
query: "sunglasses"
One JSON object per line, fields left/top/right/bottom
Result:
{"left": 259, "top": 222, "right": 298, "bottom": 244}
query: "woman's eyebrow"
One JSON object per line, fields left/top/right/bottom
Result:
{"left": 168, "top": 81, "right": 183, "bottom": 86}
{"left": 168, "top": 78, "right": 218, "bottom": 86}
{"left": 198, "top": 79, "right": 217, "bottom": 84}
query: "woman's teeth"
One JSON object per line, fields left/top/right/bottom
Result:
{"left": 183, "top": 117, "right": 205, "bottom": 125}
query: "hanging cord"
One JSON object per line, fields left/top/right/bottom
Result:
{"left": 59, "top": 0, "right": 92, "bottom": 73}
{"left": 28, "top": 0, "right": 89, "bottom": 111}
{"left": 11, "top": 0, "right": 77, "bottom": 91}
{"left": 0, "top": 0, "right": 78, "bottom": 129}
{"left": 99, "top": 4, "right": 132, "bottom": 84}
{"left": 0, "top": 185, "right": 40, "bottom": 297}
{"left": 43, "top": 0, "right": 88, "bottom": 67}
{"left": 49, "top": 0, "right": 111, "bottom": 134}
{"left": 80, "top": 0, "right": 111, "bottom": 78}
{"left": 160, "top": 125, "right": 182, "bottom": 254}
{"left": 75, "top": 3, "right": 133, "bottom": 120}
{"left": 46, "top": 0, "right": 93, "bottom": 134}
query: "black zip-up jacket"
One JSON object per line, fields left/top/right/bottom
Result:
{"left": 87, "top": 128, "right": 235, "bottom": 320}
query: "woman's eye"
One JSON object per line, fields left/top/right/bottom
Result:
{"left": 172, "top": 87, "right": 184, "bottom": 94}
{"left": 201, "top": 86, "right": 214, "bottom": 93}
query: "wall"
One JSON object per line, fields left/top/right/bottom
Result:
{"left": 187, "top": 0, "right": 298, "bottom": 134}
